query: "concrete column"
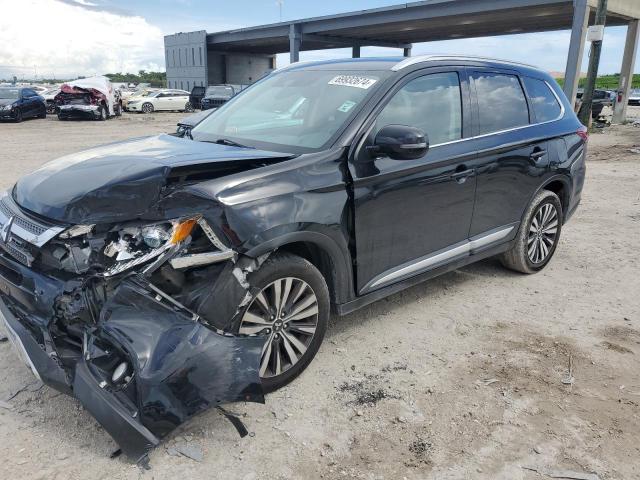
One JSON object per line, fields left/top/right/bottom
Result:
{"left": 612, "top": 20, "right": 639, "bottom": 123}
{"left": 352, "top": 46, "right": 361, "bottom": 58}
{"left": 289, "top": 24, "right": 301, "bottom": 63}
{"left": 403, "top": 45, "right": 412, "bottom": 57}
{"left": 563, "top": 0, "right": 590, "bottom": 107}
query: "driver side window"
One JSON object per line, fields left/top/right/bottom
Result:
{"left": 375, "top": 72, "right": 462, "bottom": 146}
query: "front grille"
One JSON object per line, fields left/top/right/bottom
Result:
{"left": 0, "top": 196, "right": 51, "bottom": 236}
{"left": 2, "top": 239, "right": 32, "bottom": 266}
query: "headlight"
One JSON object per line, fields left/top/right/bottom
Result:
{"left": 1, "top": 104, "right": 12, "bottom": 111}
{"left": 102, "top": 217, "right": 198, "bottom": 276}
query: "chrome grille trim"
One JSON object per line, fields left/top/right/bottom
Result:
{"left": 0, "top": 192, "right": 65, "bottom": 248}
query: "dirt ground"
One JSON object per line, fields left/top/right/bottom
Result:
{"left": 0, "top": 109, "right": 639, "bottom": 480}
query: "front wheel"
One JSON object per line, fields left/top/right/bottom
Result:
{"left": 141, "top": 102, "right": 154, "bottom": 114}
{"left": 500, "top": 189, "right": 562, "bottom": 273}
{"left": 236, "top": 253, "right": 329, "bottom": 392}
{"left": 184, "top": 102, "right": 194, "bottom": 112}
{"left": 14, "top": 108, "right": 22, "bottom": 123}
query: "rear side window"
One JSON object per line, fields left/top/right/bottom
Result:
{"left": 375, "top": 72, "right": 462, "bottom": 145}
{"left": 473, "top": 73, "right": 529, "bottom": 134}
{"left": 523, "top": 77, "right": 562, "bottom": 123}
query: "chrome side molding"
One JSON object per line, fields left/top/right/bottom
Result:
{"left": 360, "top": 225, "right": 516, "bottom": 294}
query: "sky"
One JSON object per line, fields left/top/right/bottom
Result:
{"left": 0, "top": 0, "right": 638, "bottom": 80}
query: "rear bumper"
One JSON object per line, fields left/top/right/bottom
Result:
{"left": 57, "top": 104, "right": 100, "bottom": 119}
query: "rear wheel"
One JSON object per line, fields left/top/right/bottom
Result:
{"left": 184, "top": 102, "right": 194, "bottom": 112}
{"left": 141, "top": 102, "right": 154, "bottom": 114}
{"left": 500, "top": 189, "right": 562, "bottom": 273}
{"left": 97, "top": 105, "right": 107, "bottom": 121}
{"left": 236, "top": 253, "right": 329, "bottom": 392}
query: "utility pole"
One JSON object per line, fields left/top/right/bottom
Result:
{"left": 578, "top": 0, "right": 608, "bottom": 126}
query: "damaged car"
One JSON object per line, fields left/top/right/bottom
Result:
{"left": 55, "top": 76, "right": 122, "bottom": 121}
{"left": 0, "top": 56, "right": 586, "bottom": 461}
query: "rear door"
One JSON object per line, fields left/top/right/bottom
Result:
{"left": 349, "top": 67, "right": 477, "bottom": 294}
{"left": 466, "top": 70, "right": 553, "bottom": 238}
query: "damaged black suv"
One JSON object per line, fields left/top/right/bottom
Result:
{"left": 0, "top": 56, "right": 586, "bottom": 460}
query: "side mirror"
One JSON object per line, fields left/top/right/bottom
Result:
{"left": 368, "top": 124, "right": 428, "bottom": 160}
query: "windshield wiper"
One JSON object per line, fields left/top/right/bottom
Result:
{"left": 213, "top": 138, "right": 252, "bottom": 148}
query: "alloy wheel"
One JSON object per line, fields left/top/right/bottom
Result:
{"left": 239, "top": 277, "right": 319, "bottom": 379}
{"left": 527, "top": 203, "right": 559, "bottom": 264}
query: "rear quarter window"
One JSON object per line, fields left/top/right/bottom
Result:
{"left": 473, "top": 72, "right": 529, "bottom": 134}
{"left": 523, "top": 77, "right": 563, "bottom": 123}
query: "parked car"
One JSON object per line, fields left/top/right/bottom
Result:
{"left": 0, "top": 87, "right": 46, "bottom": 122}
{"left": 0, "top": 56, "right": 586, "bottom": 460}
{"left": 121, "top": 88, "right": 157, "bottom": 111}
{"left": 189, "top": 85, "right": 206, "bottom": 110}
{"left": 628, "top": 89, "right": 640, "bottom": 106}
{"left": 55, "top": 77, "right": 121, "bottom": 120}
{"left": 127, "top": 89, "right": 192, "bottom": 113}
{"left": 576, "top": 88, "right": 612, "bottom": 118}
{"left": 174, "top": 108, "right": 217, "bottom": 137}
{"left": 41, "top": 87, "right": 61, "bottom": 114}
{"left": 200, "top": 84, "right": 246, "bottom": 110}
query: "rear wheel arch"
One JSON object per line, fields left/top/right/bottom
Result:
{"left": 245, "top": 231, "right": 354, "bottom": 306}
{"left": 541, "top": 178, "right": 569, "bottom": 218}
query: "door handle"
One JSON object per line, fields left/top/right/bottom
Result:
{"left": 451, "top": 168, "right": 475, "bottom": 183}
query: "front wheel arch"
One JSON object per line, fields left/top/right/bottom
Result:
{"left": 245, "top": 231, "right": 354, "bottom": 306}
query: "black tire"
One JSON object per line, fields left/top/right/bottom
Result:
{"left": 234, "top": 252, "right": 329, "bottom": 393}
{"left": 184, "top": 102, "right": 194, "bottom": 113}
{"left": 57, "top": 114, "right": 66, "bottom": 121}
{"left": 97, "top": 105, "right": 107, "bottom": 121}
{"left": 114, "top": 103, "right": 122, "bottom": 116}
{"left": 500, "top": 189, "right": 563, "bottom": 274}
{"left": 14, "top": 108, "right": 22, "bottom": 123}
{"left": 38, "top": 106, "right": 47, "bottom": 119}
{"left": 141, "top": 102, "right": 154, "bottom": 114}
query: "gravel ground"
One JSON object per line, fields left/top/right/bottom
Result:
{"left": 0, "top": 109, "right": 639, "bottom": 480}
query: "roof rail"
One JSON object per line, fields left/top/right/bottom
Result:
{"left": 392, "top": 54, "right": 539, "bottom": 71}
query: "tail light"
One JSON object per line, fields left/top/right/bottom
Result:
{"left": 576, "top": 126, "right": 588, "bottom": 142}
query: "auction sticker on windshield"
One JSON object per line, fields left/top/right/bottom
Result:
{"left": 328, "top": 75, "right": 377, "bottom": 89}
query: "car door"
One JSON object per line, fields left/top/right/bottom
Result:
{"left": 21, "top": 89, "right": 35, "bottom": 117}
{"left": 154, "top": 93, "right": 169, "bottom": 110}
{"left": 349, "top": 68, "right": 477, "bottom": 294}
{"left": 466, "top": 69, "right": 552, "bottom": 238}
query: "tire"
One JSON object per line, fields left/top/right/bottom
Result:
{"left": 184, "top": 102, "right": 194, "bottom": 113}
{"left": 141, "top": 102, "right": 154, "bottom": 114}
{"left": 114, "top": 103, "right": 122, "bottom": 116}
{"left": 500, "top": 189, "right": 562, "bottom": 274}
{"left": 97, "top": 105, "right": 107, "bottom": 121}
{"left": 57, "top": 114, "right": 66, "bottom": 121}
{"left": 234, "top": 252, "right": 329, "bottom": 393}
{"left": 14, "top": 108, "right": 22, "bottom": 123}
{"left": 38, "top": 106, "right": 46, "bottom": 119}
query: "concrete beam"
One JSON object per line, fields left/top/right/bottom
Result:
{"left": 289, "top": 24, "right": 301, "bottom": 63}
{"left": 302, "top": 33, "right": 410, "bottom": 49}
{"left": 613, "top": 19, "right": 639, "bottom": 123}
{"left": 563, "top": 0, "right": 590, "bottom": 107}
{"left": 404, "top": 45, "right": 412, "bottom": 57}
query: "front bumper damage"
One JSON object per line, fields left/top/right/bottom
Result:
{"left": 0, "top": 217, "right": 267, "bottom": 462}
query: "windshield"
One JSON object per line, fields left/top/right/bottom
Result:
{"left": 191, "top": 69, "right": 389, "bottom": 152}
{"left": 0, "top": 88, "right": 20, "bottom": 99}
{"left": 206, "top": 86, "right": 234, "bottom": 96}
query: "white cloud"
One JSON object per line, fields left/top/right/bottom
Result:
{"left": 0, "top": 0, "right": 164, "bottom": 80}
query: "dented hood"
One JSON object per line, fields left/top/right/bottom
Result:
{"left": 14, "top": 134, "right": 293, "bottom": 224}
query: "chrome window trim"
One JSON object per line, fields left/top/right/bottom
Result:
{"left": 360, "top": 225, "right": 515, "bottom": 294}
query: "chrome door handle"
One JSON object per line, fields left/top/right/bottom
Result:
{"left": 451, "top": 169, "right": 475, "bottom": 183}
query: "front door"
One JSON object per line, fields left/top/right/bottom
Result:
{"left": 349, "top": 68, "right": 477, "bottom": 294}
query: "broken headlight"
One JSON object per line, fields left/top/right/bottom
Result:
{"left": 102, "top": 217, "right": 198, "bottom": 276}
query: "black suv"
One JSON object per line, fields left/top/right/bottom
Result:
{"left": 0, "top": 56, "right": 586, "bottom": 460}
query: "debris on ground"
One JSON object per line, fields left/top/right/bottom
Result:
{"left": 0, "top": 335, "right": 7, "bottom": 343}
{"left": 522, "top": 466, "right": 601, "bottom": 480}
{"left": 167, "top": 442, "right": 204, "bottom": 462}
{"left": 561, "top": 356, "right": 575, "bottom": 385}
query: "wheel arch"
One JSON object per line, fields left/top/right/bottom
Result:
{"left": 245, "top": 231, "right": 354, "bottom": 306}
{"left": 540, "top": 176, "right": 571, "bottom": 220}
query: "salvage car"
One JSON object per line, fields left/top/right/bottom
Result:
{"left": 55, "top": 77, "right": 121, "bottom": 121}
{"left": 200, "top": 84, "right": 246, "bottom": 110}
{"left": 0, "top": 56, "right": 586, "bottom": 461}
{"left": 0, "top": 87, "right": 47, "bottom": 122}
{"left": 628, "top": 88, "right": 640, "bottom": 106}
{"left": 127, "top": 89, "right": 192, "bottom": 113}
{"left": 41, "top": 87, "right": 61, "bottom": 114}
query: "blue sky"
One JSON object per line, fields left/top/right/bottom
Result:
{"left": 0, "top": 0, "right": 638, "bottom": 79}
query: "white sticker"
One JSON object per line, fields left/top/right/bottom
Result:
{"left": 337, "top": 100, "right": 356, "bottom": 113}
{"left": 328, "top": 75, "right": 377, "bottom": 89}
